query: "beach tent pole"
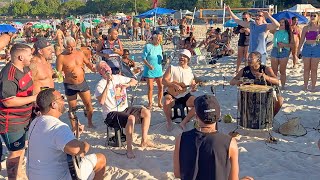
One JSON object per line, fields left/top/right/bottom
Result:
{"left": 191, "top": 7, "right": 196, "bottom": 29}
{"left": 222, "top": 3, "right": 226, "bottom": 31}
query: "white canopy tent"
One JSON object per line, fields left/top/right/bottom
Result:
{"left": 285, "top": 4, "right": 320, "bottom": 13}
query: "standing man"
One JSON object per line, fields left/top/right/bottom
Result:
{"left": 30, "top": 39, "right": 55, "bottom": 94}
{"left": 96, "top": 28, "right": 124, "bottom": 74}
{"left": 226, "top": 6, "right": 280, "bottom": 64}
{"left": 0, "top": 44, "right": 37, "bottom": 179}
{"left": 27, "top": 88, "right": 106, "bottom": 180}
{"left": 56, "top": 37, "right": 96, "bottom": 129}
{"left": 54, "top": 24, "right": 65, "bottom": 56}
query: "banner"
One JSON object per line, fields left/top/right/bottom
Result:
{"left": 152, "top": 0, "right": 158, "bottom": 8}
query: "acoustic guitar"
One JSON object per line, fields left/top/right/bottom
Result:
{"left": 167, "top": 81, "right": 205, "bottom": 97}
{"left": 67, "top": 105, "right": 85, "bottom": 180}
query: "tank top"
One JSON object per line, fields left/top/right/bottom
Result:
{"left": 179, "top": 129, "right": 232, "bottom": 180}
{"left": 249, "top": 22, "right": 267, "bottom": 55}
{"left": 242, "top": 65, "right": 271, "bottom": 86}
{"left": 169, "top": 65, "right": 194, "bottom": 98}
{"left": 273, "top": 30, "right": 290, "bottom": 50}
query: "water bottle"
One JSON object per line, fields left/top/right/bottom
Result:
{"left": 54, "top": 68, "right": 64, "bottom": 83}
{"left": 131, "top": 55, "right": 135, "bottom": 61}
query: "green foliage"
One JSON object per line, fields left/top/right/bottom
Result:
{"left": 58, "top": 0, "right": 85, "bottom": 16}
{"left": 224, "top": 0, "right": 242, "bottom": 8}
{"left": 9, "top": 1, "right": 31, "bottom": 17}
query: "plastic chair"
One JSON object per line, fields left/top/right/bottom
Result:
{"left": 104, "top": 119, "right": 126, "bottom": 147}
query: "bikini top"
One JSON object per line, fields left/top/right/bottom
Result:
{"left": 305, "top": 30, "right": 319, "bottom": 40}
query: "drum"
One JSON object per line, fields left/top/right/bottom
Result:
{"left": 239, "top": 85, "right": 274, "bottom": 130}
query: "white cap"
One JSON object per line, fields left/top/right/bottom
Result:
{"left": 180, "top": 49, "right": 191, "bottom": 60}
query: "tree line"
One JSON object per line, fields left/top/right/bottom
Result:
{"left": 0, "top": 0, "right": 309, "bottom": 18}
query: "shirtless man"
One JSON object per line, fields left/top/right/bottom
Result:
{"left": 54, "top": 24, "right": 65, "bottom": 56}
{"left": 71, "top": 21, "right": 80, "bottom": 42}
{"left": 56, "top": 37, "right": 96, "bottom": 129}
{"left": 30, "top": 39, "right": 55, "bottom": 95}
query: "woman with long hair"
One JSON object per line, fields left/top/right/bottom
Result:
{"left": 270, "top": 18, "right": 292, "bottom": 89}
{"left": 298, "top": 13, "right": 320, "bottom": 92}
{"left": 291, "top": 17, "right": 301, "bottom": 68}
{"left": 142, "top": 33, "right": 164, "bottom": 109}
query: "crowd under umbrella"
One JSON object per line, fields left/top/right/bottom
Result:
{"left": 32, "top": 23, "right": 53, "bottom": 30}
{"left": 0, "top": 24, "right": 17, "bottom": 33}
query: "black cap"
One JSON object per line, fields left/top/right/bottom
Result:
{"left": 194, "top": 95, "right": 220, "bottom": 124}
{"left": 34, "top": 38, "right": 51, "bottom": 50}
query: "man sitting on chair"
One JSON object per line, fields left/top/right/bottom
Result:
{"left": 162, "top": 49, "right": 197, "bottom": 131}
{"left": 95, "top": 61, "right": 154, "bottom": 159}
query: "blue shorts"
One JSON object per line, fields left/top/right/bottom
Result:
{"left": 1, "top": 129, "right": 27, "bottom": 151}
{"left": 271, "top": 47, "right": 290, "bottom": 59}
{"left": 301, "top": 44, "right": 320, "bottom": 58}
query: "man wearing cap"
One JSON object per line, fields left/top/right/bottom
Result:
{"left": 162, "top": 49, "right": 197, "bottom": 131}
{"left": 56, "top": 37, "right": 96, "bottom": 129}
{"left": 0, "top": 44, "right": 37, "bottom": 179}
{"left": 30, "top": 39, "right": 55, "bottom": 95}
{"left": 173, "top": 95, "right": 240, "bottom": 180}
{"left": 95, "top": 61, "right": 154, "bottom": 159}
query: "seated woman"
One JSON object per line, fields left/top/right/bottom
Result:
{"left": 122, "top": 49, "right": 141, "bottom": 75}
{"left": 230, "top": 51, "right": 283, "bottom": 116}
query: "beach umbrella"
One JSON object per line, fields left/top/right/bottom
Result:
{"left": 67, "top": 16, "right": 76, "bottom": 20}
{"left": 32, "top": 23, "right": 52, "bottom": 30}
{"left": 0, "top": 24, "right": 17, "bottom": 33}
{"left": 145, "top": 19, "right": 153, "bottom": 23}
{"left": 92, "top": 18, "right": 103, "bottom": 23}
{"left": 269, "top": 11, "right": 309, "bottom": 24}
{"left": 224, "top": 19, "right": 238, "bottom": 27}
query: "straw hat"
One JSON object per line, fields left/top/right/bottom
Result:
{"left": 279, "top": 118, "right": 307, "bottom": 137}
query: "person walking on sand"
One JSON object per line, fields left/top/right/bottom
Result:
{"left": 56, "top": 37, "right": 96, "bottom": 129}
{"left": 291, "top": 17, "right": 301, "bottom": 69}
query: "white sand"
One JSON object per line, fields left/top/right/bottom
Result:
{"left": 1, "top": 25, "right": 320, "bottom": 180}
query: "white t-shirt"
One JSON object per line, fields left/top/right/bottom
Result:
{"left": 27, "top": 115, "right": 75, "bottom": 180}
{"left": 95, "top": 74, "right": 131, "bottom": 119}
{"left": 169, "top": 65, "right": 194, "bottom": 98}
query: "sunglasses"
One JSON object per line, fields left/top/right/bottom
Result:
{"left": 124, "top": 53, "right": 130, "bottom": 55}
{"left": 256, "top": 14, "right": 263, "bottom": 17}
{"left": 54, "top": 95, "right": 65, "bottom": 101}
{"left": 311, "top": 15, "right": 317, "bottom": 17}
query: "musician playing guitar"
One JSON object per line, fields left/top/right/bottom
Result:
{"left": 27, "top": 88, "right": 106, "bottom": 180}
{"left": 163, "top": 49, "right": 197, "bottom": 131}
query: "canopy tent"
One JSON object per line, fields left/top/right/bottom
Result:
{"left": 285, "top": 4, "right": 320, "bottom": 13}
{"left": 136, "top": 7, "right": 176, "bottom": 18}
{"left": 181, "top": 10, "right": 193, "bottom": 15}
{"left": 268, "top": 11, "right": 309, "bottom": 24}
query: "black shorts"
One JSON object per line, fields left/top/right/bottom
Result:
{"left": 105, "top": 107, "right": 143, "bottom": 128}
{"left": 164, "top": 92, "right": 192, "bottom": 107}
{"left": 0, "top": 128, "right": 27, "bottom": 151}
{"left": 63, "top": 80, "right": 90, "bottom": 96}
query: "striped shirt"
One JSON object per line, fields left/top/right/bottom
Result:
{"left": 0, "top": 63, "right": 33, "bottom": 133}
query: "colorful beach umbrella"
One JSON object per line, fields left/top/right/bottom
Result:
{"left": 32, "top": 23, "right": 52, "bottom": 30}
{"left": 0, "top": 24, "right": 17, "bottom": 33}
{"left": 224, "top": 19, "right": 238, "bottom": 27}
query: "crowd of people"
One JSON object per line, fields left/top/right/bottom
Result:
{"left": 0, "top": 7, "right": 319, "bottom": 180}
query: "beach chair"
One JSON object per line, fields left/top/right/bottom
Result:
{"left": 172, "top": 102, "right": 189, "bottom": 123}
{"left": 193, "top": 47, "right": 208, "bottom": 65}
{"left": 104, "top": 119, "right": 126, "bottom": 147}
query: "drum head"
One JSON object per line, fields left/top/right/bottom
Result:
{"left": 239, "top": 85, "right": 272, "bottom": 93}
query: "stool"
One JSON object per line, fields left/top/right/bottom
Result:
{"left": 172, "top": 102, "right": 189, "bottom": 122}
{"left": 105, "top": 120, "right": 126, "bottom": 147}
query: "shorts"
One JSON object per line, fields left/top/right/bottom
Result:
{"left": 261, "top": 53, "right": 267, "bottom": 65}
{"left": 164, "top": 92, "right": 192, "bottom": 107}
{"left": 66, "top": 154, "right": 97, "bottom": 180}
{"left": 301, "top": 43, "right": 320, "bottom": 58}
{"left": 104, "top": 107, "right": 143, "bottom": 128}
{"left": 141, "top": 28, "right": 145, "bottom": 36}
{"left": 63, "top": 80, "right": 90, "bottom": 96}
{"left": 270, "top": 47, "right": 290, "bottom": 59}
{"left": 0, "top": 129, "right": 27, "bottom": 151}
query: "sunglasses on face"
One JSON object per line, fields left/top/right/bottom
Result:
{"left": 54, "top": 95, "right": 65, "bottom": 101}
{"left": 311, "top": 15, "right": 317, "bottom": 18}
{"left": 256, "top": 14, "right": 263, "bottom": 17}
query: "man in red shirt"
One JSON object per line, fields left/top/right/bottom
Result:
{"left": 0, "top": 44, "right": 37, "bottom": 179}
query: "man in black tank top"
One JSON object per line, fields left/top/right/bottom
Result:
{"left": 230, "top": 51, "right": 283, "bottom": 116}
{"left": 173, "top": 95, "right": 241, "bottom": 180}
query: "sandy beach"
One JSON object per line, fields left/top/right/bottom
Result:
{"left": 0, "top": 25, "right": 320, "bottom": 180}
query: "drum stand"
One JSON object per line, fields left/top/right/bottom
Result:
{"left": 229, "top": 87, "right": 278, "bottom": 144}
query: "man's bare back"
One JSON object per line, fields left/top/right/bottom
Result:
{"left": 30, "top": 56, "right": 54, "bottom": 94}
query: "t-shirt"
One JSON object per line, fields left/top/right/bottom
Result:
{"left": 27, "top": 115, "right": 75, "bottom": 180}
{"left": 94, "top": 75, "right": 131, "bottom": 119}
{"left": 142, "top": 43, "right": 163, "bottom": 78}
{"left": 273, "top": 30, "right": 290, "bottom": 50}
{"left": 0, "top": 63, "right": 33, "bottom": 133}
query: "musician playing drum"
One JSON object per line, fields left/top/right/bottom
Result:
{"left": 163, "top": 49, "right": 197, "bottom": 131}
{"left": 230, "top": 51, "right": 283, "bottom": 116}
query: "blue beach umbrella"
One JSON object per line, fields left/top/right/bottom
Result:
{"left": 0, "top": 24, "right": 17, "bottom": 33}
{"left": 268, "top": 11, "right": 309, "bottom": 24}
{"left": 224, "top": 19, "right": 238, "bottom": 27}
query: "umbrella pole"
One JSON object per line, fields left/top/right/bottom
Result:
{"left": 191, "top": 7, "right": 196, "bottom": 31}
{"left": 222, "top": 3, "right": 226, "bottom": 32}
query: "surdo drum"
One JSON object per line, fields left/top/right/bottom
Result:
{"left": 238, "top": 85, "right": 274, "bottom": 130}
